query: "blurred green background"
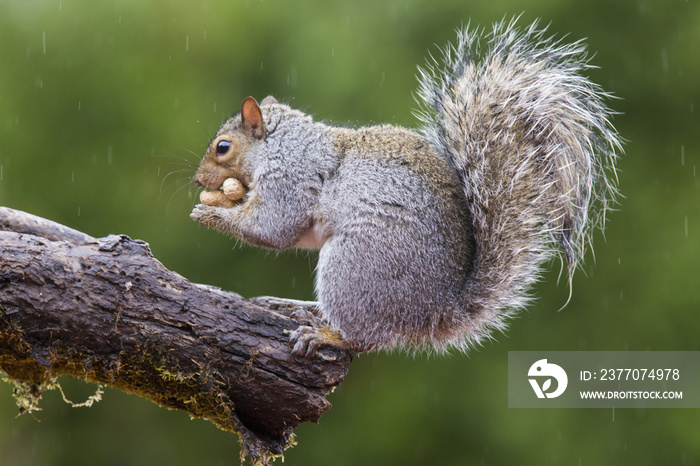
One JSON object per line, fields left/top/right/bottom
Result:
{"left": 1, "top": 0, "right": 698, "bottom": 464}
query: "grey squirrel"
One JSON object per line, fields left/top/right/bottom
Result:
{"left": 191, "top": 19, "right": 621, "bottom": 356}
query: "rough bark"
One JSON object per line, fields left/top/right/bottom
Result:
{"left": 0, "top": 207, "right": 351, "bottom": 464}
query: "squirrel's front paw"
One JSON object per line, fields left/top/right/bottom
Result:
{"left": 190, "top": 204, "right": 226, "bottom": 229}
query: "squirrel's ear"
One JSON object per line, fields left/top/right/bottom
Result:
{"left": 260, "top": 95, "right": 278, "bottom": 106}
{"left": 241, "top": 96, "right": 265, "bottom": 139}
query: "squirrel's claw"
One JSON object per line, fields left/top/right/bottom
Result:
{"left": 289, "top": 308, "right": 323, "bottom": 327}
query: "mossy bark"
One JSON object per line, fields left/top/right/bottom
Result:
{"left": 0, "top": 207, "right": 351, "bottom": 464}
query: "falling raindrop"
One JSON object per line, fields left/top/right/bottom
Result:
{"left": 661, "top": 48, "right": 668, "bottom": 72}
{"left": 287, "top": 65, "right": 299, "bottom": 87}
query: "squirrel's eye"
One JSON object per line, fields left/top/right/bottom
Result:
{"left": 215, "top": 140, "right": 232, "bottom": 156}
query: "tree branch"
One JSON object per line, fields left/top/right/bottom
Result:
{"left": 0, "top": 207, "right": 351, "bottom": 464}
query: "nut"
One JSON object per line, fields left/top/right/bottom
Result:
{"left": 222, "top": 177, "right": 246, "bottom": 201}
{"left": 199, "top": 190, "right": 236, "bottom": 208}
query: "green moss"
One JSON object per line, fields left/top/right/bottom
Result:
{"left": 2, "top": 375, "right": 57, "bottom": 416}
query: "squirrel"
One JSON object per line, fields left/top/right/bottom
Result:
{"left": 191, "top": 19, "right": 621, "bottom": 356}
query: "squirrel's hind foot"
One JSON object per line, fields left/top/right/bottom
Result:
{"left": 289, "top": 325, "right": 354, "bottom": 359}
{"left": 249, "top": 296, "right": 320, "bottom": 319}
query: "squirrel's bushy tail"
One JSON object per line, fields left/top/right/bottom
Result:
{"left": 416, "top": 19, "right": 621, "bottom": 350}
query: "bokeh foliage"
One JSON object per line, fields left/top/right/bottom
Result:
{"left": 1, "top": 0, "right": 699, "bottom": 464}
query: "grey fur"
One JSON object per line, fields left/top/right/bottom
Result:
{"left": 414, "top": 19, "right": 621, "bottom": 350}
{"left": 191, "top": 19, "right": 621, "bottom": 354}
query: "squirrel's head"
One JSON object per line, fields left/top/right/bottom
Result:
{"left": 194, "top": 96, "right": 277, "bottom": 191}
